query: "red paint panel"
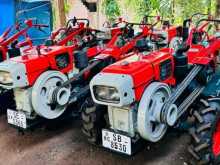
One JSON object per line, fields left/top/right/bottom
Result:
{"left": 11, "top": 45, "right": 74, "bottom": 86}
{"left": 102, "top": 49, "right": 175, "bottom": 101}
{"left": 213, "top": 119, "right": 220, "bottom": 156}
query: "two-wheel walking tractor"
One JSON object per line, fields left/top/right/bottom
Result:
{"left": 83, "top": 18, "right": 220, "bottom": 165}
{"left": 0, "top": 17, "right": 175, "bottom": 131}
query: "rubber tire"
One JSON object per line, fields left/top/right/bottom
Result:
{"left": 188, "top": 98, "right": 220, "bottom": 165}
{"left": 0, "top": 90, "right": 15, "bottom": 114}
{"left": 81, "top": 97, "right": 108, "bottom": 145}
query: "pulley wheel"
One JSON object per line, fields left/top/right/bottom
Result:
{"left": 137, "top": 82, "right": 171, "bottom": 142}
{"left": 32, "top": 71, "right": 70, "bottom": 119}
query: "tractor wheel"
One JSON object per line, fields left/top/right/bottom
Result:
{"left": 0, "top": 90, "right": 15, "bottom": 114}
{"left": 81, "top": 97, "right": 108, "bottom": 145}
{"left": 188, "top": 98, "right": 220, "bottom": 165}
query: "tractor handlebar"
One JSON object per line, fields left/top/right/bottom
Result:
{"left": 126, "top": 22, "right": 152, "bottom": 26}
{"left": 66, "top": 17, "right": 90, "bottom": 28}
{"left": 143, "top": 15, "right": 161, "bottom": 23}
{"left": 196, "top": 18, "right": 220, "bottom": 28}
{"left": 15, "top": 19, "right": 49, "bottom": 32}
{"left": 191, "top": 13, "right": 210, "bottom": 19}
{"left": 1, "top": 19, "right": 48, "bottom": 46}
{"left": 32, "top": 24, "right": 49, "bottom": 28}
{"left": 183, "top": 13, "right": 212, "bottom": 28}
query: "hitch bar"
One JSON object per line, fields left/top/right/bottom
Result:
{"left": 61, "top": 60, "right": 101, "bottom": 88}
{"left": 69, "top": 85, "right": 90, "bottom": 104}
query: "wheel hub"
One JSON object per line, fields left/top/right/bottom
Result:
{"left": 52, "top": 87, "right": 71, "bottom": 106}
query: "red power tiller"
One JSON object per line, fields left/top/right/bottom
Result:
{"left": 0, "top": 19, "right": 48, "bottom": 61}
{"left": 0, "top": 16, "right": 181, "bottom": 131}
{"left": 86, "top": 16, "right": 220, "bottom": 162}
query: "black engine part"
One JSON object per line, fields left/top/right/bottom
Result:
{"left": 135, "top": 38, "right": 152, "bottom": 51}
{"left": 174, "top": 46, "right": 189, "bottom": 82}
{"left": 74, "top": 49, "right": 89, "bottom": 70}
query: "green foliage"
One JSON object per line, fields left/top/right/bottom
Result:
{"left": 101, "top": 0, "right": 121, "bottom": 22}
{"left": 64, "top": 0, "right": 71, "bottom": 14}
{"left": 101, "top": 0, "right": 217, "bottom": 25}
{"left": 123, "top": 0, "right": 159, "bottom": 21}
{"left": 175, "top": 0, "right": 211, "bottom": 21}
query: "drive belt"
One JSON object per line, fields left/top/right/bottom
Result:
{"left": 177, "top": 85, "right": 205, "bottom": 118}
{"left": 161, "top": 65, "right": 203, "bottom": 122}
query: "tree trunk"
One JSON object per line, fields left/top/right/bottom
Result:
{"left": 172, "top": 0, "right": 175, "bottom": 23}
{"left": 58, "top": 0, "right": 66, "bottom": 27}
{"left": 216, "top": 0, "right": 220, "bottom": 18}
{"left": 215, "top": 0, "right": 220, "bottom": 29}
{"left": 208, "top": 0, "right": 211, "bottom": 14}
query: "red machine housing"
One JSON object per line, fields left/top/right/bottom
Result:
{"left": 10, "top": 45, "right": 74, "bottom": 86}
{"left": 13, "top": 19, "right": 183, "bottom": 90}
{"left": 101, "top": 36, "right": 219, "bottom": 101}
{"left": 102, "top": 48, "right": 176, "bottom": 100}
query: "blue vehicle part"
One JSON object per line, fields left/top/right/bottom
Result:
{"left": 15, "top": 0, "right": 52, "bottom": 45}
{"left": 0, "top": 0, "right": 15, "bottom": 34}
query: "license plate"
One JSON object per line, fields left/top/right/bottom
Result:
{"left": 102, "top": 129, "right": 131, "bottom": 155}
{"left": 7, "top": 109, "right": 27, "bottom": 129}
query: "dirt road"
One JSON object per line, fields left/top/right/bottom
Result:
{"left": 0, "top": 114, "right": 190, "bottom": 165}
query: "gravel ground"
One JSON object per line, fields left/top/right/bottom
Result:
{"left": 0, "top": 114, "right": 191, "bottom": 165}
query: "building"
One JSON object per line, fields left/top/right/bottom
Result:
{"left": 52, "top": 0, "right": 106, "bottom": 29}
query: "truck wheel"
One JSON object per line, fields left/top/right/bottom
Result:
{"left": 188, "top": 98, "right": 220, "bottom": 164}
{"left": 81, "top": 97, "right": 108, "bottom": 145}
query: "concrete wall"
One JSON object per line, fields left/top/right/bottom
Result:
{"left": 66, "top": 0, "right": 107, "bottom": 29}
{"left": 52, "top": 0, "right": 107, "bottom": 29}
